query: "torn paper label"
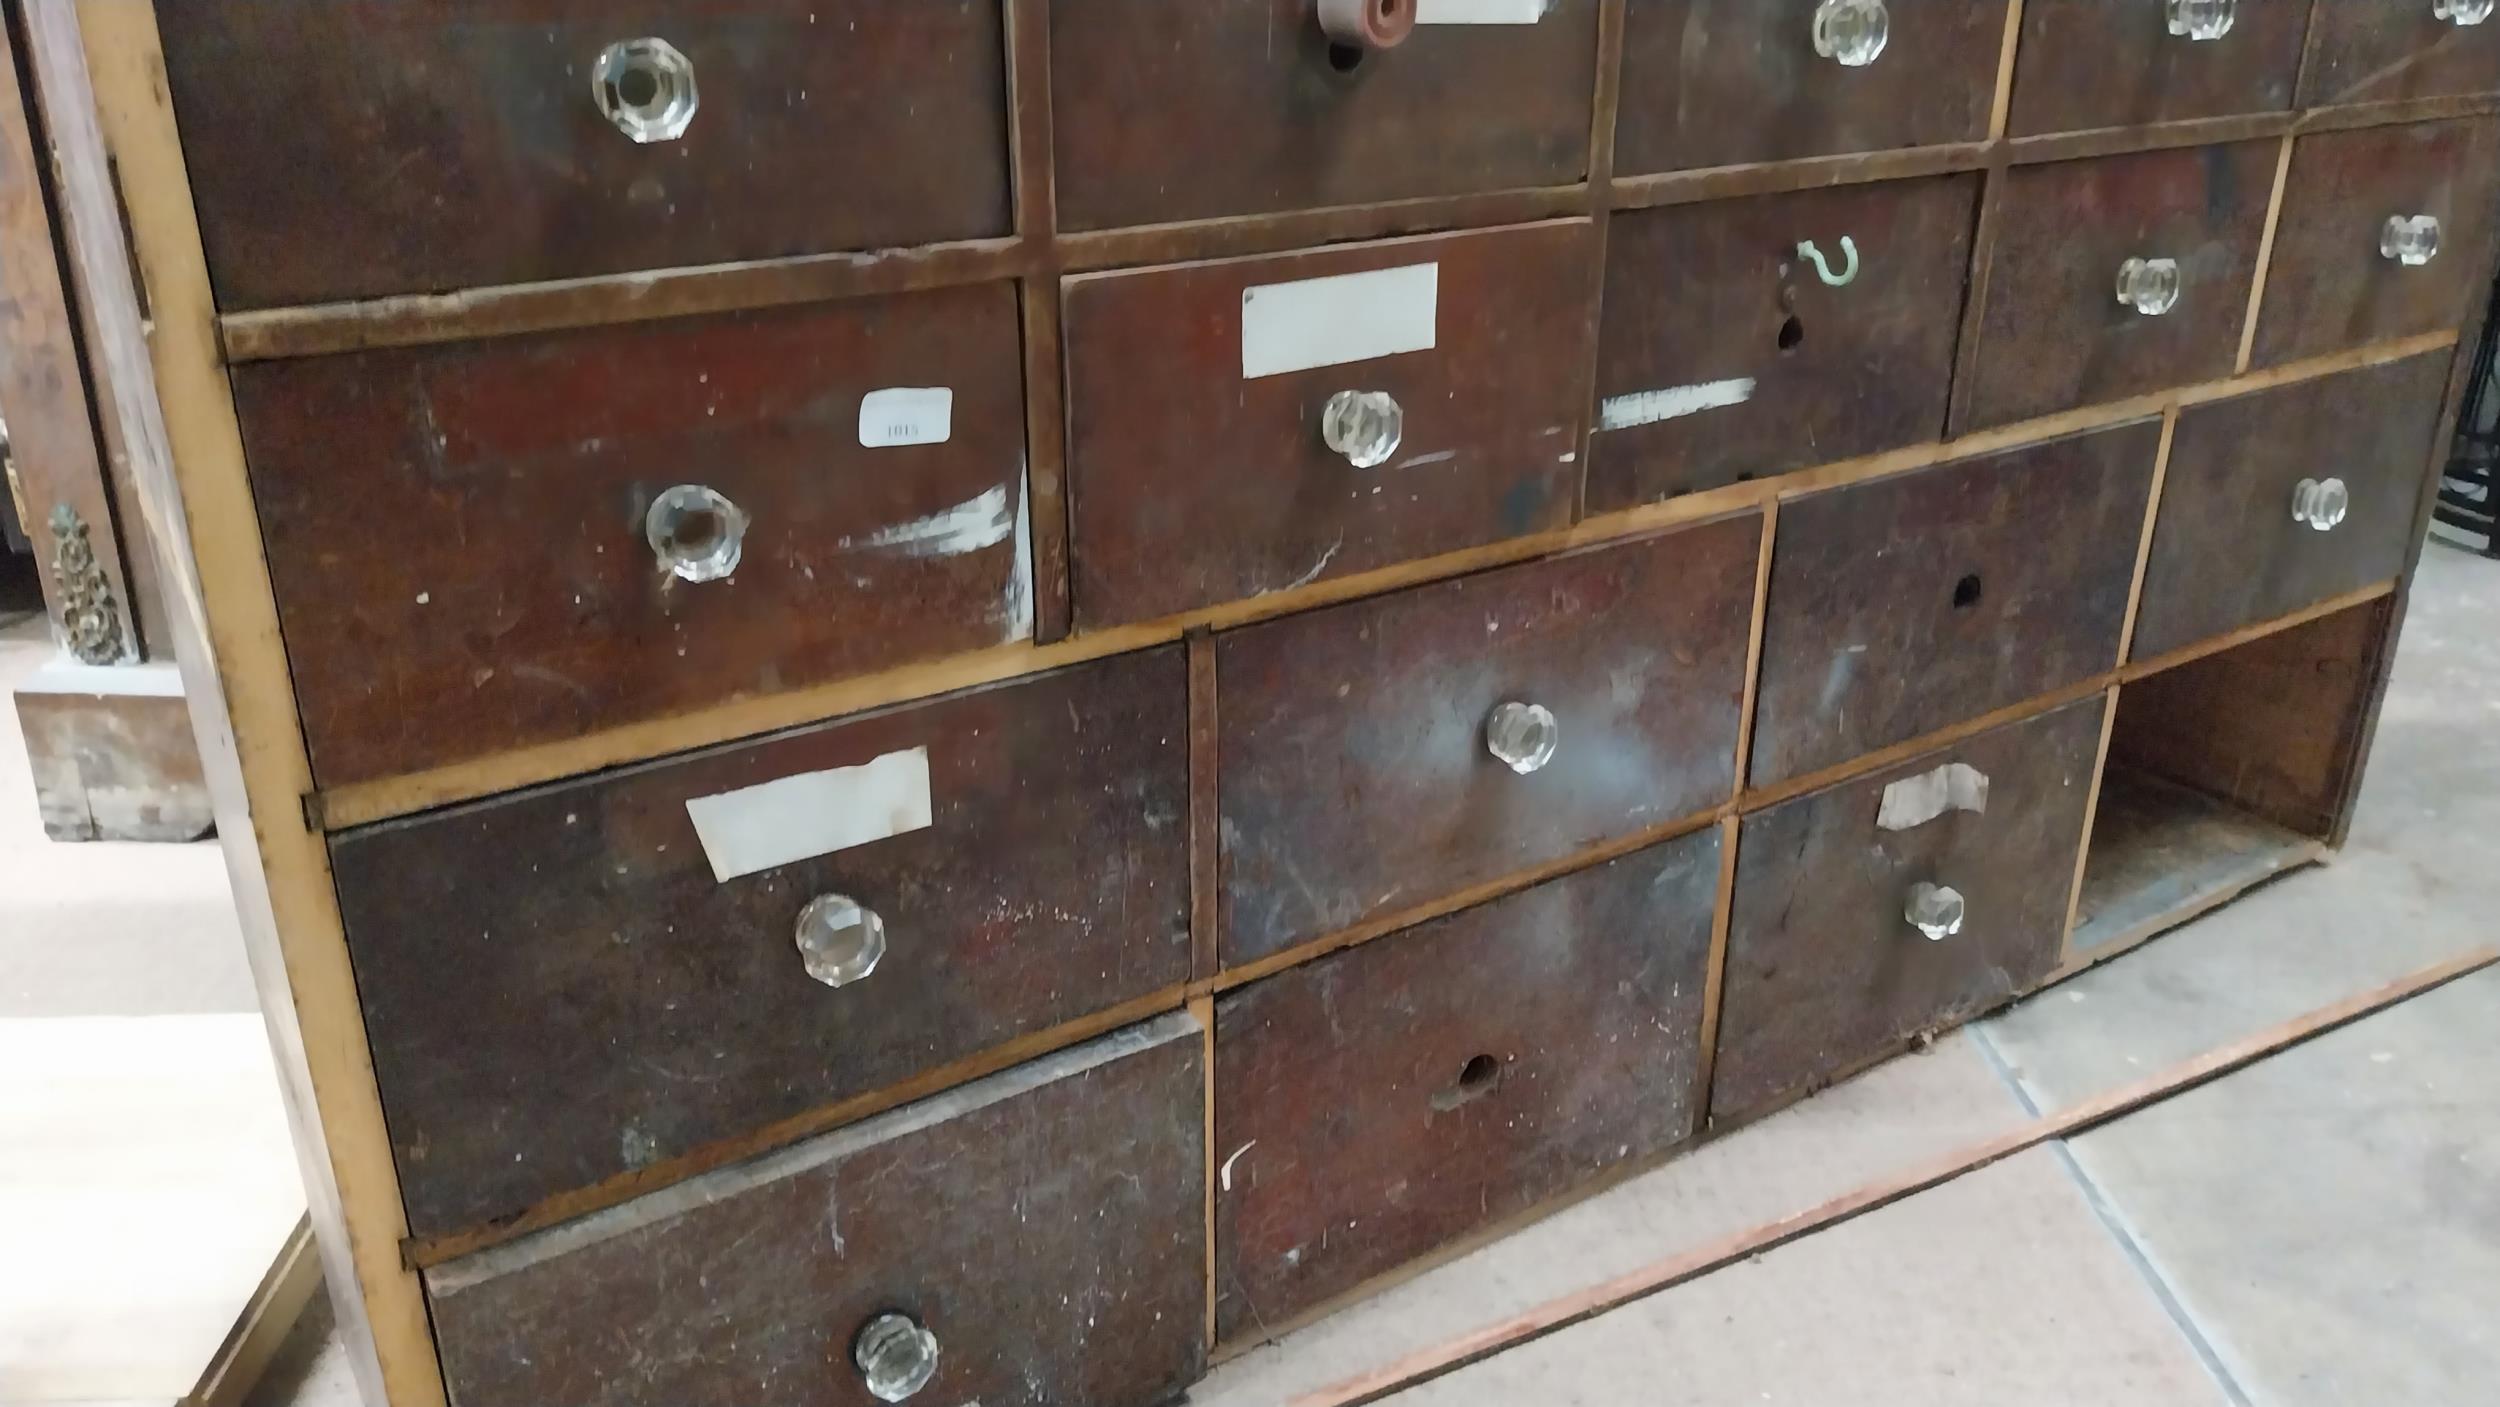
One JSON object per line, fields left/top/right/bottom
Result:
{"left": 1242, "top": 263, "right": 1438, "bottom": 379}
{"left": 687, "top": 748, "right": 934, "bottom": 882}
{"left": 858, "top": 387, "right": 954, "bottom": 448}
{"left": 1598, "top": 378, "right": 1756, "bottom": 431}
{"left": 1417, "top": 0, "right": 1552, "bottom": 21}
{"left": 1877, "top": 762, "right": 1990, "bottom": 832}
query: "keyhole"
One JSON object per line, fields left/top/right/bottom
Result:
{"left": 1327, "top": 42, "right": 1366, "bottom": 72}
{"left": 1952, "top": 573, "right": 1983, "bottom": 610}
{"left": 1431, "top": 1053, "right": 1503, "bottom": 1111}
{"left": 1778, "top": 315, "right": 1806, "bottom": 352}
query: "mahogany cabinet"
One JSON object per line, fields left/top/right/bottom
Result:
{"left": 95, "top": 0, "right": 2497, "bottom": 1402}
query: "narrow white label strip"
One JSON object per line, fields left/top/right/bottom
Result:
{"left": 1598, "top": 378, "right": 1757, "bottom": 431}
{"left": 858, "top": 387, "right": 954, "bottom": 448}
{"left": 1242, "top": 262, "right": 1438, "bottom": 379}
{"left": 686, "top": 747, "right": 934, "bottom": 883}
{"left": 1877, "top": 762, "right": 1990, "bottom": 833}
{"left": 1417, "top": 0, "right": 1551, "bottom": 22}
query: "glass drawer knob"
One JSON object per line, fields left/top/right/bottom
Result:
{"left": 2115, "top": 257, "right": 2182, "bottom": 316}
{"left": 1322, "top": 390, "right": 1404, "bottom": 469}
{"left": 2292, "top": 477, "right": 2351, "bottom": 532}
{"left": 644, "top": 484, "right": 747, "bottom": 583}
{"left": 2437, "top": 0, "right": 2495, "bottom": 26}
{"left": 592, "top": 38, "right": 699, "bottom": 144}
{"left": 1318, "top": 0, "right": 1416, "bottom": 51}
{"left": 854, "top": 1312, "right": 938, "bottom": 1401}
{"left": 2383, "top": 215, "right": 2442, "bottom": 267}
{"left": 1905, "top": 882, "right": 1965, "bottom": 942}
{"left": 1486, "top": 701, "right": 1559, "bottom": 776}
{"left": 2167, "top": 0, "right": 2238, "bottom": 40}
{"left": 795, "top": 894, "right": 887, "bottom": 988}
{"left": 1812, "top": 0, "right": 1890, "bottom": 66}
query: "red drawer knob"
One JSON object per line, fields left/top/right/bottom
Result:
{"left": 1318, "top": 0, "right": 1417, "bottom": 52}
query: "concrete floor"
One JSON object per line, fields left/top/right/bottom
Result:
{"left": 5, "top": 544, "right": 2497, "bottom": 1407}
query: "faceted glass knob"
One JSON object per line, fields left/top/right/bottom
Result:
{"left": 592, "top": 38, "right": 699, "bottom": 144}
{"left": 2292, "top": 477, "right": 2351, "bottom": 532}
{"left": 1905, "top": 883, "right": 1965, "bottom": 942}
{"left": 1317, "top": 0, "right": 1416, "bottom": 51}
{"left": 2437, "top": 0, "right": 2495, "bottom": 27}
{"left": 2167, "top": 0, "right": 2238, "bottom": 40}
{"left": 1485, "top": 701, "right": 1559, "bottom": 776}
{"left": 795, "top": 894, "right": 887, "bottom": 988}
{"left": 2115, "top": 257, "right": 2182, "bottom": 317}
{"left": 2382, "top": 215, "right": 2442, "bottom": 267}
{"left": 853, "top": 1312, "right": 938, "bottom": 1402}
{"left": 1812, "top": 0, "right": 1891, "bottom": 67}
{"left": 1322, "top": 390, "right": 1404, "bottom": 470}
{"left": 644, "top": 484, "right": 747, "bottom": 583}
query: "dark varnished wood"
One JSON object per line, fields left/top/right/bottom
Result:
{"left": 1216, "top": 516, "right": 1758, "bottom": 966}
{"left": 1212, "top": 832, "right": 1719, "bottom": 1340}
{"left": 234, "top": 284, "right": 1030, "bottom": 789}
{"left": 1063, "top": 222, "right": 1595, "bottom": 629}
{"left": 2300, "top": 0, "right": 2500, "bottom": 107}
{"left": 2006, "top": 0, "right": 2310, "bottom": 137}
{"left": 1048, "top": 0, "right": 1598, "bottom": 232}
{"left": 1714, "top": 699, "right": 2103, "bottom": 1123}
{"left": 427, "top": 1016, "right": 1206, "bottom": 1407}
{"left": 1748, "top": 421, "right": 2159, "bottom": 788}
{"left": 1614, "top": 0, "right": 2000, "bottom": 176}
{"left": 1965, "top": 141, "right": 2278, "bottom": 429}
{"left": 1589, "top": 174, "right": 1977, "bottom": 509}
{"left": 2251, "top": 117, "right": 2500, "bottom": 367}
{"left": 2133, "top": 353, "right": 2447, "bottom": 661}
{"left": 329, "top": 650, "right": 1189, "bottom": 1240}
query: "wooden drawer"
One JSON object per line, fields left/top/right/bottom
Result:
{"left": 1590, "top": 174, "right": 1977, "bottom": 510}
{"left": 159, "top": 2, "right": 1010, "bottom": 309}
{"left": 236, "top": 285, "right": 1029, "bottom": 789}
{"left": 330, "top": 649, "right": 1190, "bottom": 1240}
{"left": 428, "top": 1015, "right": 1206, "bottom": 1407}
{"left": 2301, "top": 0, "right": 2500, "bottom": 108}
{"left": 2251, "top": 118, "right": 2500, "bottom": 369}
{"left": 1714, "top": 699, "right": 2103, "bottom": 1123}
{"left": 1064, "top": 223, "right": 1595, "bottom": 628}
{"left": 1217, "top": 516, "right": 1758, "bottom": 966}
{"left": 1966, "top": 141, "right": 2277, "bottom": 428}
{"left": 1213, "top": 832, "right": 1719, "bottom": 1339}
{"left": 1748, "top": 421, "right": 2157, "bottom": 788}
{"left": 2132, "top": 353, "right": 2451, "bottom": 661}
{"left": 1050, "top": 0, "right": 1599, "bottom": 231}
{"left": 2006, "top": 0, "right": 2309, "bottom": 136}
{"left": 1616, "top": 0, "right": 2000, "bottom": 175}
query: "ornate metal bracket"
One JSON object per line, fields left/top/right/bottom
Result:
{"left": 48, "top": 503, "right": 125, "bottom": 664}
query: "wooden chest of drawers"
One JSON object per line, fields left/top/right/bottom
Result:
{"left": 59, "top": 1, "right": 2500, "bottom": 1403}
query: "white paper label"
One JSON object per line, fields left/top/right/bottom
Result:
{"left": 686, "top": 747, "right": 934, "bottom": 883}
{"left": 1877, "top": 763, "right": 1991, "bottom": 833}
{"left": 1417, "top": 0, "right": 1552, "bottom": 22}
{"left": 1241, "top": 263, "right": 1439, "bottom": 379}
{"left": 858, "top": 387, "right": 954, "bottom": 448}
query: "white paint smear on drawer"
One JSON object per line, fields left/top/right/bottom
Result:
{"left": 836, "top": 484, "right": 1016, "bottom": 558}
{"left": 857, "top": 387, "right": 954, "bottom": 447}
{"left": 1597, "top": 377, "right": 1757, "bottom": 431}
{"left": 686, "top": 747, "right": 934, "bottom": 882}
{"left": 1241, "top": 262, "right": 1438, "bottom": 379}
{"left": 1417, "top": 0, "right": 1552, "bottom": 22}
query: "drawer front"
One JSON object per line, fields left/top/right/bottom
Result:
{"left": 1213, "top": 832, "right": 1719, "bottom": 1339}
{"left": 2301, "top": 0, "right": 2500, "bottom": 107}
{"left": 1748, "top": 421, "right": 2157, "bottom": 787}
{"left": 160, "top": 2, "right": 1011, "bottom": 309}
{"left": 429, "top": 1016, "right": 1206, "bottom": 1407}
{"left": 1217, "top": 516, "right": 1758, "bottom": 965}
{"left": 2251, "top": 118, "right": 2500, "bottom": 369}
{"left": 237, "top": 285, "right": 1029, "bottom": 788}
{"left": 1967, "top": 141, "right": 2277, "bottom": 428}
{"left": 1616, "top": 0, "right": 2001, "bottom": 175}
{"left": 2007, "top": 0, "right": 2309, "bottom": 136}
{"left": 1590, "top": 174, "right": 1977, "bottom": 511}
{"left": 1714, "top": 699, "right": 2103, "bottom": 1122}
{"left": 1065, "top": 223, "right": 1595, "bottom": 628}
{"left": 1050, "top": 0, "right": 1599, "bottom": 231}
{"left": 2132, "top": 353, "right": 2451, "bottom": 661}
{"left": 330, "top": 650, "right": 1190, "bottom": 1240}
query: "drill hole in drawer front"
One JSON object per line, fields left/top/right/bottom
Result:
{"left": 232, "top": 283, "right": 1030, "bottom": 789}
{"left": 2005, "top": 0, "right": 2309, "bottom": 137}
{"left": 1063, "top": 222, "right": 1597, "bottom": 629}
{"left": 328, "top": 648, "right": 1190, "bottom": 1242}
{"left": 1049, "top": 0, "right": 1598, "bottom": 232}
{"left": 157, "top": 0, "right": 1012, "bottom": 309}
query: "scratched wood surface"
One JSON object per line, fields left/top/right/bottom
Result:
{"left": 426, "top": 1015, "right": 1207, "bottom": 1407}
{"left": 2005, "top": 0, "right": 2310, "bottom": 137}
{"left": 1212, "top": 832, "right": 1719, "bottom": 1342}
{"left": 230, "top": 282, "right": 1031, "bottom": 788}
{"left": 156, "top": 0, "right": 1012, "bottom": 308}
{"left": 2299, "top": 1, "right": 2500, "bottom": 108}
{"left": 1215, "top": 514, "right": 1758, "bottom": 966}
